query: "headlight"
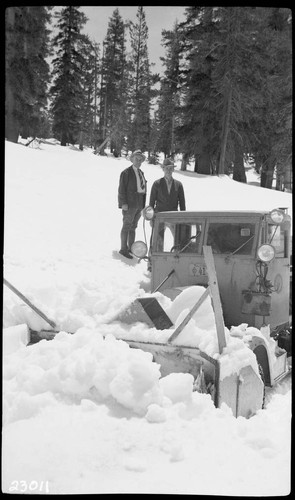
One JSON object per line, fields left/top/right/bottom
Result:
{"left": 257, "top": 244, "right": 275, "bottom": 262}
{"left": 142, "top": 206, "right": 154, "bottom": 220}
{"left": 270, "top": 209, "right": 285, "bottom": 224}
{"left": 131, "top": 241, "right": 148, "bottom": 258}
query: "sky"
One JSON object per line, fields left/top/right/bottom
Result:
{"left": 2, "top": 139, "right": 292, "bottom": 495}
{"left": 80, "top": 6, "right": 188, "bottom": 73}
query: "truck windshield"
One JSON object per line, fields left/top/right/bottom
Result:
{"left": 155, "top": 222, "right": 203, "bottom": 253}
{"left": 207, "top": 222, "right": 255, "bottom": 254}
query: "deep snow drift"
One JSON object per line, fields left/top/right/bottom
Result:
{"left": 2, "top": 140, "right": 292, "bottom": 495}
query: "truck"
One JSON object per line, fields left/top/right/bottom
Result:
{"left": 117, "top": 206, "right": 292, "bottom": 417}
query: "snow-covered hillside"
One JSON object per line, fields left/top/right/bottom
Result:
{"left": 2, "top": 140, "right": 292, "bottom": 495}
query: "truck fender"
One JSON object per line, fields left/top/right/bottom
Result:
{"left": 248, "top": 335, "right": 272, "bottom": 386}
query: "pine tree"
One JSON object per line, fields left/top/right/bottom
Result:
{"left": 77, "top": 36, "right": 99, "bottom": 150}
{"left": 177, "top": 6, "right": 292, "bottom": 186}
{"left": 5, "top": 6, "right": 52, "bottom": 143}
{"left": 157, "top": 23, "right": 182, "bottom": 158}
{"left": 128, "top": 6, "right": 153, "bottom": 153}
{"left": 99, "top": 9, "right": 128, "bottom": 156}
{"left": 249, "top": 8, "right": 292, "bottom": 189}
{"left": 176, "top": 7, "right": 220, "bottom": 174}
{"left": 50, "top": 6, "right": 88, "bottom": 146}
{"left": 86, "top": 41, "right": 100, "bottom": 150}
{"left": 148, "top": 110, "right": 161, "bottom": 163}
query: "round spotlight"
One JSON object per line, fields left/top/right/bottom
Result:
{"left": 142, "top": 206, "right": 154, "bottom": 220}
{"left": 257, "top": 244, "right": 275, "bottom": 262}
{"left": 131, "top": 241, "right": 148, "bottom": 258}
{"left": 270, "top": 209, "right": 285, "bottom": 224}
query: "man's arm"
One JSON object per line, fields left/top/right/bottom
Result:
{"left": 118, "top": 170, "right": 128, "bottom": 208}
{"left": 178, "top": 182, "right": 186, "bottom": 210}
{"left": 149, "top": 181, "right": 158, "bottom": 209}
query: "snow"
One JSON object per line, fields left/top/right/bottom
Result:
{"left": 2, "top": 139, "right": 292, "bottom": 495}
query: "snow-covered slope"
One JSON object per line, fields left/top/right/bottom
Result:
{"left": 3, "top": 140, "right": 291, "bottom": 495}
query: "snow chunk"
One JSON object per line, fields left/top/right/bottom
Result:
{"left": 3, "top": 324, "right": 29, "bottom": 355}
{"left": 145, "top": 404, "right": 167, "bottom": 423}
{"left": 166, "top": 286, "right": 216, "bottom": 331}
{"left": 159, "top": 372, "right": 194, "bottom": 403}
{"left": 109, "top": 346, "right": 163, "bottom": 415}
{"left": 3, "top": 327, "right": 164, "bottom": 422}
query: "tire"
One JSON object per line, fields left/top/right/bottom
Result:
{"left": 258, "top": 363, "right": 266, "bottom": 409}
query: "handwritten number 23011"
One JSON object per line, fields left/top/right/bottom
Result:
{"left": 9, "top": 480, "right": 50, "bottom": 493}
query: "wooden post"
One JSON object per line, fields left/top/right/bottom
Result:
{"left": 203, "top": 245, "right": 227, "bottom": 353}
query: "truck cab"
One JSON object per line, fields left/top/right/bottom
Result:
{"left": 145, "top": 208, "right": 291, "bottom": 336}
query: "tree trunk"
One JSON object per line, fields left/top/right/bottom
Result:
{"left": 61, "top": 130, "right": 67, "bottom": 146}
{"left": 180, "top": 161, "right": 187, "bottom": 171}
{"left": 260, "top": 157, "right": 275, "bottom": 189}
{"left": 194, "top": 157, "right": 198, "bottom": 173}
{"left": 181, "top": 153, "right": 189, "bottom": 171}
{"left": 218, "top": 84, "right": 232, "bottom": 175}
{"left": 232, "top": 141, "right": 247, "bottom": 182}
{"left": 94, "top": 135, "right": 110, "bottom": 155}
{"left": 196, "top": 150, "right": 211, "bottom": 174}
{"left": 5, "top": 104, "right": 19, "bottom": 143}
{"left": 79, "top": 130, "right": 84, "bottom": 151}
{"left": 5, "top": 8, "right": 19, "bottom": 143}
{"left": 284, "top": 162, "right": 292, "bottom": 191}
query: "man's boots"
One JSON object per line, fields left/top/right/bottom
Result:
{"left": 119, "top": 229, "right": 133, "bottom": 259}
{"left": 128, "top": 230, "right": 136, "bottom": 254}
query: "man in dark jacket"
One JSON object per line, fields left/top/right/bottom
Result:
{"left": 149, "top": 158, "right": 186, "bottom": 213}
{"left": 118, "top": 150, "right": 147, "bottom": 259}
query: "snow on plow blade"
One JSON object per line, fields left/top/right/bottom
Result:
{"left": 124, "top": 339, "right": 264, "bottom": 418}
{"left": 114, "top": 247, "right": 264, "bottom": 417}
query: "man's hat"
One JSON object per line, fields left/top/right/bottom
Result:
{"left": 162, "top": 158, "right": 175, "bottom": 168}
{"left": 130, "top": 149, "right": 146, "bottom": 162}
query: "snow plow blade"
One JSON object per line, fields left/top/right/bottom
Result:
{"left": 114, "top": 297, "right": 173, "bottom": 330}
{"left": 113, "top": 246, "right": 264, "bottom": 417}
{"left": 124, "top": 338, "right": 264, "bottom": 418}
{"left": 218, "top": 365, "right": 264, "bottom": 418}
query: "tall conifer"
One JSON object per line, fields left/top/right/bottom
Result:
{"left": 50, "top": 6, "right": 87, "bottom": 146}
{"left": 157, "top": 24, "right": 182, "bottom": 158}
{"left": 100, "top": 9, "right": 128, "bottom": 156}
{"left": 128, "top": 6, "right": 152, "bottom": 153}
{"left": 5, "top": 6, "right": 52, "bottom": 142}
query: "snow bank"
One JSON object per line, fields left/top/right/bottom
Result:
{"left": 3, "top": 324, "right": 30, "bottom": 355}
{"left": 3, "top": 140, "right": 291, "bottom": 495}
{"left": 3, "top": 328, "right": 165, "bottom": 422}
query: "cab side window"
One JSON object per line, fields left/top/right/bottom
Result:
{"left": 268, "top": 224, "right": 287, "bottom": 257}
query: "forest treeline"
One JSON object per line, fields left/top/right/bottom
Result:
{"left": 5, "top": 6, "right": 292, "bottom": 190}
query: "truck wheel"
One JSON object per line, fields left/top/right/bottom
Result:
{"left": 258, "top": 363, "right": 266, "bottom": 409}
